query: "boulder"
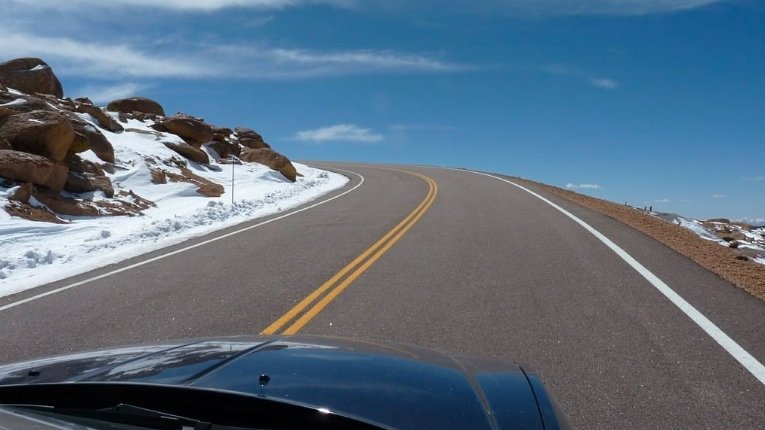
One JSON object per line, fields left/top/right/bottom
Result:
{"left": 106, "top": 97, "right": 165, "bottom": 116}
{"left": 239, "top": 148, "right": 297, "bottom": 182}
{"left": 67, "top": 154, "right": 105, "bottom": 177}
{"left": 163, "top": 141, "right": 209, "bottom": 165}
{"left": 69, "top": 120, "right": 114, "bottom": 163}
{"left": 156, "top": 113, "right": 214, "bottom": 145}
{"left": 0, "top": 58, "right": 63, "bottom": 98}
{"left": 0, "top": 92, "right": 57, "bottom": 115}
{"left": 213, "top": 126, "right": 232, "bottom": 136}
{"left": 75, "top": 103, "right": 124, "bottom": 133}
{"left": 0, "top": 149, "right": 69, "bottom": 191}
{"left": 65, "top": 171, "right": 114, "bottom": 197}
{"left": 235, "top": 127, "right": 270, "bottom": 149}
{"left": 207, "top": 140, "right": 240, "bottom": 159}
{"left": 0, "top": 110, "right": 75, "bottom": 162}
{"left": 33, "top": 187, "right": 100, "bottom": 217}
{"left": 9, "top": 182, "right": 33, "bottom": 203}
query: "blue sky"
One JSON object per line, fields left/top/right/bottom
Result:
{"left": 2, "top": 0, "right": 763, "bottom": 221}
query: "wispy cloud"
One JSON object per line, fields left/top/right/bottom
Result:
{"left": 293, "top": 124, "right": 384, "bottom": 143}
{"left": 8, "top": 0, "right": 725, "bottom": 15}
{"left": 346, "top": 0, "right": 726, "bottom": 16}
{"left": 538, "top": 64, "right": 619, "bottom": 90}
{"left": 0, "top": 33, "right": 206, "bottom": 78}
{"left": 589, "top": 78, "right": 619, "bottom": 90}
{"left": 655, "top": 198, "right": 671, "bottom": 203}
{"left": 8, "top": 0, "right": 351, "bottom": 11}
{"left": 566, "top": 183, "right": 603, "bottom": 190}
{"left": 742, "top": 176, "right": 765, "bottom": 182}
{"left": 711, "top": 193, "right": 725, "bottom": 199}
{"left": 0, "top": 33, "right": 463, "bottom": 81}
{"left": 75, "top": 83, "right": 152, "bottom": 104}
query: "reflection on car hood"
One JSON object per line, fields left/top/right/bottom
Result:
{"left": 0, "top": 335, "right": 545, "bottom": 430}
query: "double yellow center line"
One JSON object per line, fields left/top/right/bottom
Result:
{"left": 261, "top": 169, "right": 438, "bottom": 335}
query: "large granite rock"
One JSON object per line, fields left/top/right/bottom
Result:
{"left": 0, "top": 58, "right": 63, "bottom": 98}
{"left": 0, "top": 149, "right": 68, "bottom": 191}
{"left": 0, "top": 110, "right": 75, "bottom": 162}
{"left": 106, "top": 96, "right": 165, "bottom": 116}
{"left": 239, "top": 147, "right": 297, "bottom": 182}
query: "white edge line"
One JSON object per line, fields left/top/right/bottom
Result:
{"left": 0, "top": 169, "right": 365, "bottom": 312}
{"left": 457, "top": 168, "right": 765, "bottom": 386}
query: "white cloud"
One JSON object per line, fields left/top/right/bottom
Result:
{"left": 74, "top": 83, "right": 152, "bottom": 104}
{"left": 8, "top": 0, "right": 351, "bottom": 11}
{"left": 0, "top": 33, "right": 462, "bottom": 81}
{"left": 566, "top": 183, "right": 602, "bottom": 190}
{"left": 0, "top": 33, "right": 206, "bottom": 78}
{"left": 743, "top": 176, "right": 765, "bottom": 182}
{"left": 655, "top": 198, "right": 671, "bottom": 203}
{"left": 293, "top": 124, "right": 384, "bottom": 143}
{"left": 8, "top": 0, "right": 725, "bottom": 15}
{"left": 711, "top": 193, "right": 725, "bottom": 199}
{"left": 589, "top": 78, "right": 619, "bottom": 90}
{"left": 537, "top": 64, "right": 620, "bottom": 90}
{"left": 361, "top": 0, "right": 726, "bottom": 16}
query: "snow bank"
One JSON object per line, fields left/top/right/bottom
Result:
{"left": 0, "top": 113, "right": 348, "bottom": 297}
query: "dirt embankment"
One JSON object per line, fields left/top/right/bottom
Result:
{"left": 513, "top": 178, "right": 765, "bottom": 303}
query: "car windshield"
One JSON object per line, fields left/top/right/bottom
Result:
{"left": 1, "top": 2, "right": 764, "bottom": 430}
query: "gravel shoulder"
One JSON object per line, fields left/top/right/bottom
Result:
{"left": 513, "top": 177, "right": 765, "bottom": 303}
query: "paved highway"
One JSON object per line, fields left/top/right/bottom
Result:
{"left": 1, "top": 163, "right": 764, "bottom": 429}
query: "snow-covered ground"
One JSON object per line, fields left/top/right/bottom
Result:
{"left": 0, "top": 114, "right": 348, "bottom": 297}
{"left": 667, "top": 215, "right": 765, "bottom": 265}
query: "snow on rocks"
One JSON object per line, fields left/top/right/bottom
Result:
{"left": 1, "top": 100, "right": 348, "bottom": 297}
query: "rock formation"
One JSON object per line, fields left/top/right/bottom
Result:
{"left": 0, "top": 58, "right": 63, "bottom": 98}
{"left": 0, "top": 56, "right": 301, "bottom": 223}
{"left": 106, "top": 96, "right": 166, "bottom": 116}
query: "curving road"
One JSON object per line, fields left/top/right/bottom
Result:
{"left": 1, "top": 163, "right": 764, "bottom": 429}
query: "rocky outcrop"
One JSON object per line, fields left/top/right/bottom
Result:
{"left": 0, "top": 58, "right": 63, "bottom": 98}
{"left": 67, "top": 154, "right": 105, "bottom": 177}
{"left": 207, "top": 140, "right": 240, "bottom": 159}
{"left": 69, "top": 119, "right": 114, "bottom": 163}
{"left": 162, "top": 141, "right": 209, "bottom": 165}
{"left": 33, "top": 188, "right": 100, "bottom": 217}
{"left": 155, "top": 113, "right": 214, "bottom": 146}
{"left": 0, "top": 150, "right": 68, "bottom": 191}
{"left": 239, "top": 147, "right": 297, "bottom": 182}
{"left": 235, "top": 127, "right": 270, "bottom": 149}
{"left": 107, "top": 97, "right": 165, "bottom": 116}
{"left": 9, "top": 182, "right": 33, "bottom": 203}
{"left": 0, "top": 92, "right": 59, "bottom": 116}
{"left": 0, "top": 110, "right": 75, "bottom": 162}
{"left": 75, "top": 102, "right": 124, "bottom": 133}
{"left": 65, "top": 171, "right": 114, "bottom": 197}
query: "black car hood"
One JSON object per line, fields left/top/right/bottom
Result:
{"left": 0, "top": 336, "right": 548, "bottom": 430}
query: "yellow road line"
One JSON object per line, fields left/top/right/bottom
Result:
{"left": 260, "top": 169, "right": 438, "bottom": 335}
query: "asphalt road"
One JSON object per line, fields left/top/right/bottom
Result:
{"left": 1, "top": 163, "right": 764, "bottom": 429}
